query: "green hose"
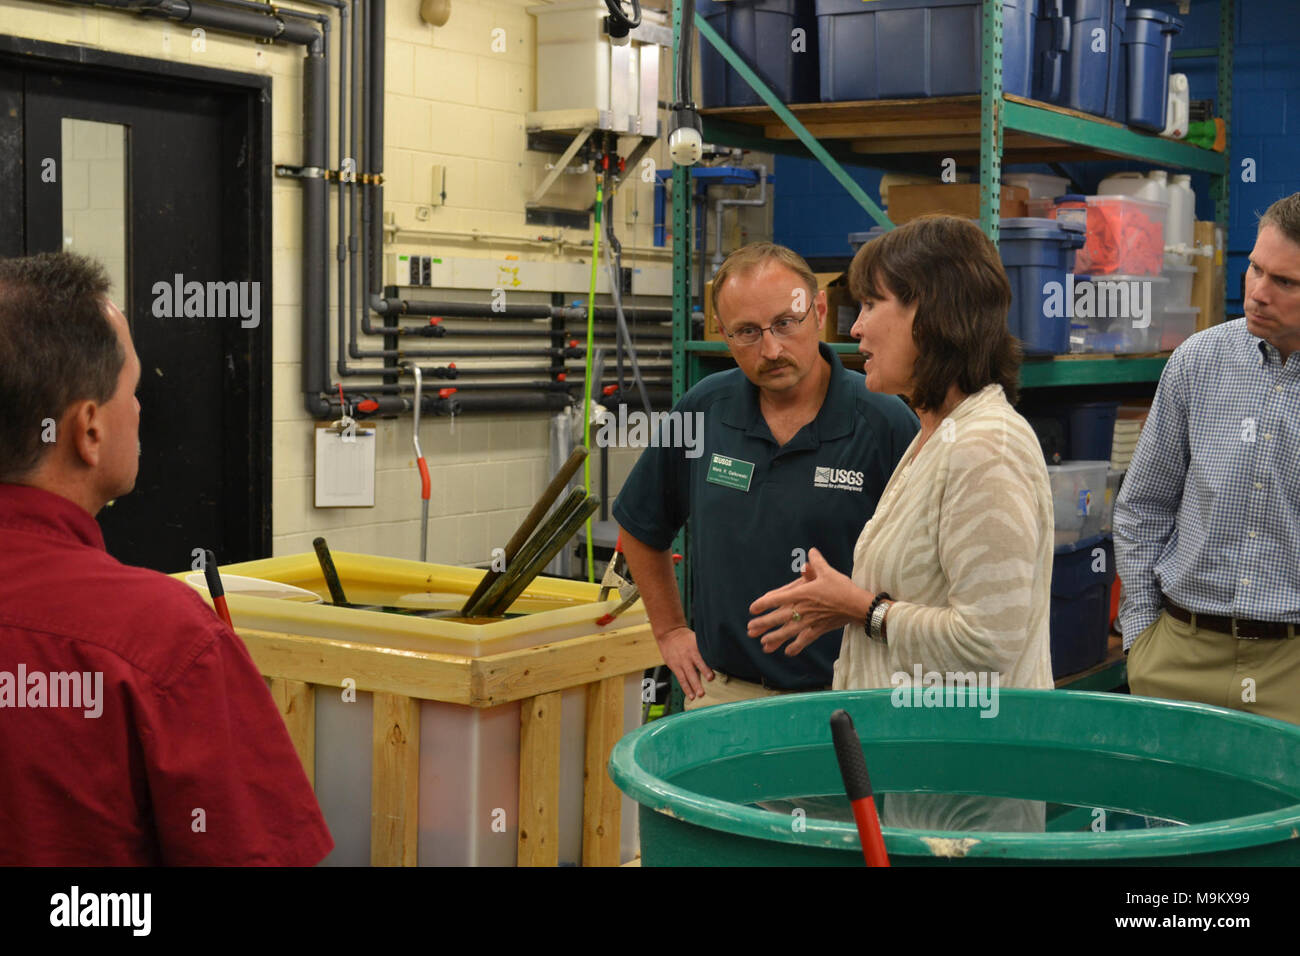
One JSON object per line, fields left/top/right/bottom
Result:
{"left": 582, "top": 176, "right": 603, "bottom": 583}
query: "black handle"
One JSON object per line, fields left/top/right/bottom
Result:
{"left": 312, "top": 536, "right": 349, "bottom": 606}
{"left": 202, "top": 549, "right": 224, "bottom": 599}
{"left": 830, "top": 709, "right": 874, "bottom": 803}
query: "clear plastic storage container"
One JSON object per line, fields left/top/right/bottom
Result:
{"left": 1075, "top": 195, "right": 1168, "bottom": 276}
{"left": 1068, "top": 273, "right": 1168, "bottom": 354}
{"left": 1047, "top": 460, "right": 1110, "bottom": 548}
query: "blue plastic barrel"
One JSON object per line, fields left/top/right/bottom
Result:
{"left": 814, "top": 0, "right": 1035, "bottom": 101}
{"left": 698, "top": 0, "right": 819, "bottom": 108}
{"left": 1050, "top": 533, "right": 1115, "bottom": 677}
{"left": 1057, "top": 0, "right": 1126, "bottom": 119}
{"left": 1123, "top": 9, "right": 1183, "bottom": 131}
{"left": 1067, "top": 401, "right": 1120, "bottom": 461}
{"left": 999, "top": 217, "right": 1086, "bottom": 354}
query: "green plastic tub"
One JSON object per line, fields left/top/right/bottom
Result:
{"left": 608, "top": 690, "right": 1300, "bottom": 865}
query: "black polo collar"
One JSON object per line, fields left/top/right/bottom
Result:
{"left": 718, "top": 341, "right": 857, "bottom": 449}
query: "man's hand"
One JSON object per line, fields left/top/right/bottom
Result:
{"left": 747, "top": 548, "right": 871, "bottom": 656}
{"left": 656, "top": 625, "right": 714, "bottom": 701}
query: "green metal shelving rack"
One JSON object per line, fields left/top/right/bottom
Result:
{"left": 669, "top": 0, "right": 1234, "bottom": 398}
{"left": 662, "top": 0, "right": 1233, "bottom": 701}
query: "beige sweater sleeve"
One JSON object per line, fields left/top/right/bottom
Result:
{"left": 884, "top": 415, "right": 1047, "bottom": 676}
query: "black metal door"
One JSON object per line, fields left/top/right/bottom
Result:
{"left": 2, "top": 39, "right": 270, "bottom": 572}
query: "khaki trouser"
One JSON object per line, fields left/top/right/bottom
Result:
{"left": 1127, "top": 609, "right": 1300, "bottom": 725}
{"left": 683, "top": 670, "right": 821, "bottom": 710}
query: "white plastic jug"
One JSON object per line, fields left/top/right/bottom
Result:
{"left": 1098, "top": 171, "right": 1164, "bottom": 203}
{"left": 1146, "top": 169, "right": 1170, "bottom": 208}
{"left": 1166, "top": 174, "right": 1196, "bottom": 265}
{"left": 1163, "top": 73, "right": 1190, "bottom": 139}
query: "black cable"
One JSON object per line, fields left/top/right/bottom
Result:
{"left": 604, "top": 0, "right": 642, "bottom": 31}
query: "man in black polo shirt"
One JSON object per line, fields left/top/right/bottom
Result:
{"left": 613, "top": 243, "right": 917, "bottom": 708}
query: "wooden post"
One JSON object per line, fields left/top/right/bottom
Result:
{"left": 517, "top": 691, "right": 562, "bottom": 866}
{"left": 371, "top": 692, "right": 421, "bottom": 866}
{"left": 582, "top": 676, "right": 624, "bottom": 866}
{"left": 268, "top": 678, "right": 316, "bottom": 788}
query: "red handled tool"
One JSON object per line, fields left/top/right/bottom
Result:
{"left": 202, "top": 549, "right": 234, "bottom": 629}
{"left": 830, "top": 709, "right": 890, "bottom": 867}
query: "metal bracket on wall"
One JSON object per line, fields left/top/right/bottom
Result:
{"left": 527, "top": 124, "right": 597, "bottom": 206}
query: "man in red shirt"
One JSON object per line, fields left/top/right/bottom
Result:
{"left": 0, "top": 252, "right": 333, "bottom": 865}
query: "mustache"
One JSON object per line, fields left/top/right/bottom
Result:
{"left": 758, "top": 359, "right": 792, "bottom": 373}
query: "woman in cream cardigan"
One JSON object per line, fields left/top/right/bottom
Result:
{"left": 748, "top": 215, "right": 1055, "bottom": 690}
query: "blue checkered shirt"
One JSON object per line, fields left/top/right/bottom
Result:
{"left": 1114, "top": 318, "right": 1300, "bottom": 648}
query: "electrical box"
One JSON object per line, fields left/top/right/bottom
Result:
{"left": 388, "top": 253, "right": 437, "bottom": 288}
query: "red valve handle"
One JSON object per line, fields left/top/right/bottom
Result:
{"left": 357, "top": 399, "right": 379, "bottom": 413}
{"left": 556, "top": 373, "right": 567, "bottom": 382}
{"left": 438, "top": 388, "right": 457, "bottom": 399}
{"left": 602, "top": 385, "right": 618, "bottom": 396}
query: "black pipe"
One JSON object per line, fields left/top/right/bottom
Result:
{"left": 371, "top": 296, "right": 672, "bottom": 322}
{"left": 390, "top": 324, "right": 674, "bottom": 340}
{"left": 64, "top": 0, "right": 321, "bottom": 47}
{"left": 348, "top": 0, "right": 364, "bottom": 379}
{"left": 141, "top": 0, "right": 323, "bottom": 48}
{"left": 334, "top": 2, "right": 349, "bottom": 379}
{"left": 302, "top": 41, "right": 329, "bottom": 404}
{"left": 207, "top": 0, "right": 328, "bottom": 24}
{"left": 367, "top": 0, "right": 385, "bottom": 297}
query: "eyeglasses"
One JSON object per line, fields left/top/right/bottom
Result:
{"left": 721, "top": 304, "right": 813, "bottom": 347}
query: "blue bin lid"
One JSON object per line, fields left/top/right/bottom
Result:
{"left": 999, "top": 217, "right": 1085, "bottom": 244}
{"left": 1054, "top": 194, "right": 1089, "bottom": 204}
{"left": 1126, "top": 8, "right": 1183, "bottom": 29}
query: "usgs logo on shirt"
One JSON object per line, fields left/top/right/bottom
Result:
{"left": 813, "top": 465, "right": 864, "bottom": 492}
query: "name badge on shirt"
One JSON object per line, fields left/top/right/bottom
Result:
{"left": 706, "top": 453, "right": 755, "bottom": 492}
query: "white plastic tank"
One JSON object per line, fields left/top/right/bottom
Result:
{"left": 1146, "top": 170, "right": 1171, "bottom": 208}
{"left": 1166, "top": 174, "right": 1196, "bottom": 265}
{"left": 1163, "top": 74, "right": 1190, "bottom": 139}
{"left": 1098, "top": 171, "right": 1165, "bottom": 203}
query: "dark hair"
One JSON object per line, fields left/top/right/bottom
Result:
{"left": 0, "top": 252, "right": 121, "bottom": 482}
{"left": 848, "top": 214, "right": 1021, "bottom": 410}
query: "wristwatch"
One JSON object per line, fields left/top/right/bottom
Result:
{"left": 866, "top": 593, "right": 892, "bottom": 645}
{"left": 871, "top": 600, "right": 893, "bottom": 644}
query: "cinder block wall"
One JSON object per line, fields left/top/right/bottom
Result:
{"left": 1, "top": 0, "right": 769, "bottom": 569}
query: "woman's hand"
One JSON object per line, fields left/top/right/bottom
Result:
{"left": 747, "top": 548, "right": 873, "bottom": 656}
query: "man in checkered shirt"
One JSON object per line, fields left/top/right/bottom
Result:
{"left": 1116, "top": 192, "right": 1300, "bottom": 724}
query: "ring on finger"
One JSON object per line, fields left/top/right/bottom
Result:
{"left": 790, "top": 608, "right": 802, "bottom": 623}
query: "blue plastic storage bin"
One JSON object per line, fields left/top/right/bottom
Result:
{"left": 1050, "top": 533, "right": 1115, "bottom": 678}
{"left": 1123, "top": 9, "right": 1183, "bottom": 131}
{"left": 698, "top": 0, "right": 819, "bottom": 108}
{"left": 1067, "top": 401, "right": 1119, "bottom": 461}
{"left": 814, "top": 0, "right": 1035, "bottom": 101}
{"left": 1056, "top": 0, "right": 1126, "bottom": 119}
{"left": 999, "top": 217, "right": 1086, "bottom": 354}
{"left": 1033, "top": 0, "right": 1071, "bottom": 103}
